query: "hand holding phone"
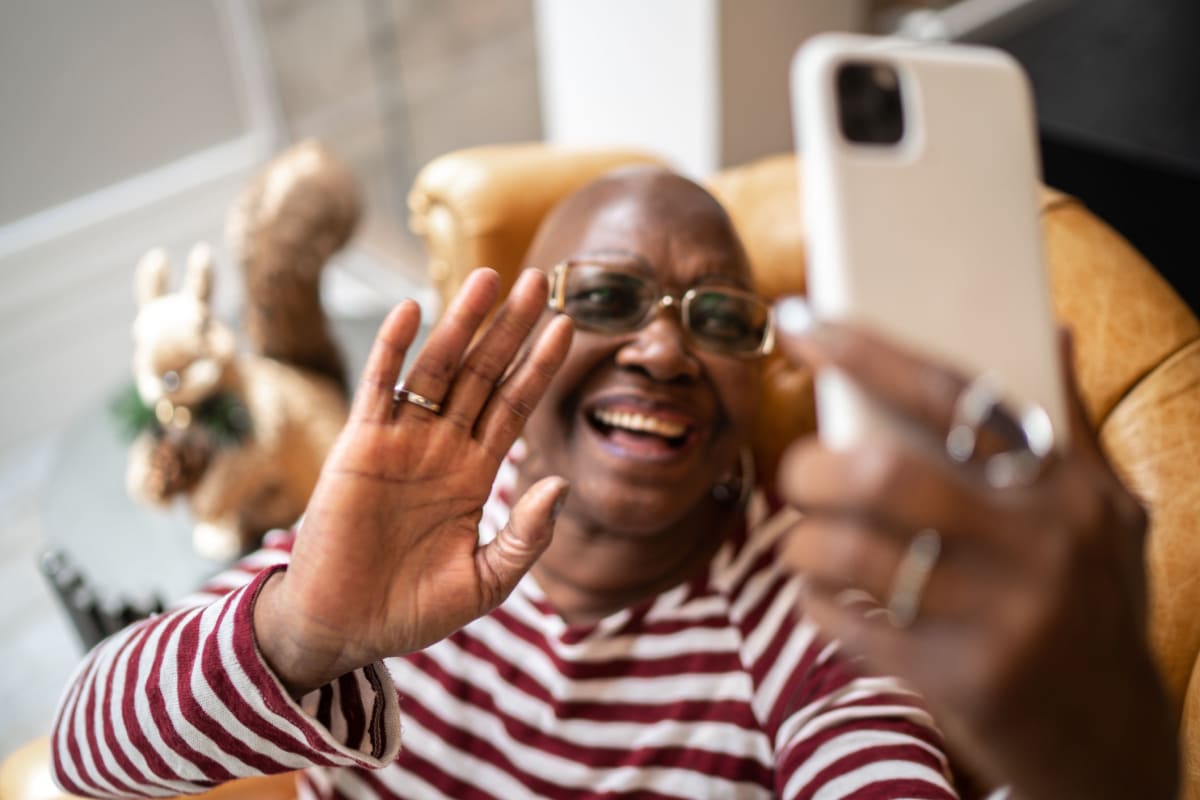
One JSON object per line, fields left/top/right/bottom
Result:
{"left": 793, "top": 33, "right": 1066, "bottom": 453}
{"left": 773, "top": 34, "right": 1177, "bottom": 800}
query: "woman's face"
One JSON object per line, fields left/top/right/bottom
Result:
{"left": 523, "top": 173, "right": 763, "bottom": 534}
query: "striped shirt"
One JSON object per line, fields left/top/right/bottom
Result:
{"left": 52, "top": 457, "right": 959, "bottom": 799}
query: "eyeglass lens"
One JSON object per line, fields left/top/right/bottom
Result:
{"left": 557, "top": 261, "right": 770, "bottom": 355}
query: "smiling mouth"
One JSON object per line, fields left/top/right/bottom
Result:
{"left": 584, "top": 404, "right": 701, "bottom": 460}
{"left": 591, "top": 406, "right": 689, "bottom": 441}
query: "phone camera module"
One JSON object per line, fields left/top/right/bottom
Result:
{"left": 836, "top": 61, "right": 904, "bottom": 145}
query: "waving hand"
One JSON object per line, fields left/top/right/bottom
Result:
{"left": 254, "top": 268, "right": 572, "bottom": 695}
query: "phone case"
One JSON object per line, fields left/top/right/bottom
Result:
{"left": 792, "top": 33, "right": 1067, "bottom": 451}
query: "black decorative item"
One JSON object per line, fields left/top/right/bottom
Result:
{"left": 40, "top": 548, "right": 164, "bottom": 650}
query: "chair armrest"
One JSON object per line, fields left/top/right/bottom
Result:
{"left": 1041, "top": 198, "right": 1200, "bottom": 424}
{"left": 1102, "top": 339, "right": 1200, "bottom": 707}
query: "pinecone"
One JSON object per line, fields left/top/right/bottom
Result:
{"left": 143, "top": 431, "right": 212, "bottom": 500}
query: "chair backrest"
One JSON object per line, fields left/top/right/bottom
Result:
{"left": 407, "top": 144, "right": 666, "bottom": 309}
{"left": 409, "top": 144, "right": 1200, "bottom": 794}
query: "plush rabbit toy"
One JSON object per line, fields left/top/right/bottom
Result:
{"left": 123, "top": 141, "right": 356, "bottom": 560}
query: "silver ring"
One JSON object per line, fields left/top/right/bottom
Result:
{"left": 393, "top": 387, "right": 443, "bottom": 415}
{"left": 887, "top": 528, "right": 942, "bottom": 628}
{"left": 945, "top": 373, "right": 1056, "bottom": 489}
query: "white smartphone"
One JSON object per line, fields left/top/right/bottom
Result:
{"left": 791, "top": 33, "right": 1067, "bottom": 452}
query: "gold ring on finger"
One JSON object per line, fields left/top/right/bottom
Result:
{"left": 393, "top": 387, "right": 443, "bottom": 415}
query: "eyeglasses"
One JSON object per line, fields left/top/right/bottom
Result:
{"left": 547, "top": 255, "right": 775, "bottom": 357}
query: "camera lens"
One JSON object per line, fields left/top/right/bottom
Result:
{"left": 836, "top": 61, "right": 905, "bottom": 145}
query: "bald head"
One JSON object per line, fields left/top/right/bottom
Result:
{"left": 525, "top": 167, "right": 753, "bottom": 289}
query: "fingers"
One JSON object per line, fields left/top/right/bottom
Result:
{"left": 352, "top": 300, "right": 423, "bottom": 422}
{"left": 475, "top": 477, "right": 569, "bottom": 610}
{"left": 798, "top": 579, "right": 914, "bottom": 672}
{"left": 782, "top": 515, "right": 997, "bottom": 621}
{"left": 777, "top": 437, "right": 1015, "bottom": 548}
{"left": 362, "top": 267, "right": 570, "bottom": 460}
{"left": 476, "top": 313, "right": 574, "bottom": 459}
{"left": 399, "top": 268, "right": 502, "bottom": 414}
{"left": 775, "top": 299, "right": 966, "bottom": 438}
{"left": 777, "top": 298, "right": 1073, "bottom": 483}
{"left": 440, "top": 269, "right": 550, "bottom": 429}
{"left": 797, "top": 577, "right": 985, "bottom": 703}
{"left": 784, "top": 516, "right": 906, "bottom": 603}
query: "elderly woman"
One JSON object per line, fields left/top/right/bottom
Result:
{"left": 51, "top": 169, "right": 1174, "bottom": 799}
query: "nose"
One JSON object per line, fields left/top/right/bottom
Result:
{"left": 614, "top": 311, "right": 701, "bottom": 382}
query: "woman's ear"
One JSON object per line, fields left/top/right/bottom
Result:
{"left": 135, "top": 248, "right": 170, "bottom": 307}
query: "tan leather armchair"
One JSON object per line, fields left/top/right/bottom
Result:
{"left": 409, "top": 143, "right": 1200, "bottom": 797}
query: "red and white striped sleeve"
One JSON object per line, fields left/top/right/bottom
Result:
{"left": 49, "top": 532, "right": 402, "bottom": 798}
{"left": 736, "top": 512, "right": 959, "bottom": 799}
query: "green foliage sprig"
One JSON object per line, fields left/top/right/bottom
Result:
{"left": 110, "top": 383, "right": 253, "bottom": 445}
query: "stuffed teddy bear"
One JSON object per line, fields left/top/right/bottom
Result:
{"left": 122, "top": 141, "right": 357, "bottom": 560}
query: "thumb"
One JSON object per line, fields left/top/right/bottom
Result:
{"left": 475, "top": 476, "right": 569, "bottom": 609}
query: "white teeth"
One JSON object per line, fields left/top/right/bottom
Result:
{"left": 592, "top": 407, "right": 687, "bottom": 439}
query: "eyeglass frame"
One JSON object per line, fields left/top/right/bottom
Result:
{"left": 545, "top": 257, "right": 776, "bottom": 358}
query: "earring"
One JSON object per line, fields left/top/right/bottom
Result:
{"left": 712, "top": 445, "right": 756, "bottom": 508}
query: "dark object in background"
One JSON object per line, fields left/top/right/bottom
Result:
{"left": 1038, "top": 133, "right": 1196, "bottom": 313}
{"left": 40, "top": 549, "right": 163, "bottom": 650}
{"left": 997, "top": 0, "right": 1200, "bottom": 313}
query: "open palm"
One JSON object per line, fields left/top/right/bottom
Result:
{"left": 254, "top": 268, "right": 572, "bottom": 694}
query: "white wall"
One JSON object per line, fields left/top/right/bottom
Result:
{"left": 719, "top": 0, "right": 867, "bottom": 167}
{"left": 0, "top": 2, "right": 250, "bottom": 224}
{"left": 0, "top": 1, "right": 544, "bottom": 456}
{"left": 0, "top": 1, "right": 273, "bottom": 456}
{"left": 534, "top": 0, "right": 868, "bottom": 178}
{"left": 534, "top": 0, "right": 720, "bottom": 178}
